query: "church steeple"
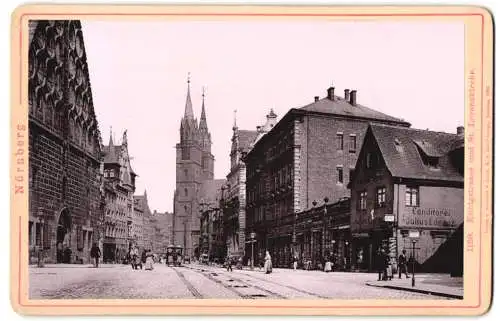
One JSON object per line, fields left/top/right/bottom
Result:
{"left": 108, "top": 126, "right": 114, "bottom": 147}
{"left": 184, "top": 72, "right": 194, "bottom": 119}
{"left": 199, "top": 87, "right": 208, "bottom": 131}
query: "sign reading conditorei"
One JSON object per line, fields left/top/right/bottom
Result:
{"left": 400, "top": 207, "right": 460, "bottom": 228}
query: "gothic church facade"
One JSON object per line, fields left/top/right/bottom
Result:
{"left": 172, "top": 78, "right": 216, "bottom": 258}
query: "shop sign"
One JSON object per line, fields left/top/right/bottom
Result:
{"left": 384, "top": 215, "right": 395, "bottom": 222}
{"left": 409, "top": 230, "right": 420, "bottom": 238}
{"left": 352, "top": 233, "right": 369, "bottom": 238}
{"left": 401, "top": 207, "right": 459, "bottom": 228}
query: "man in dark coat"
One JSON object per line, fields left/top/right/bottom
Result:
{"left": 90, "top": 243, "right": 101, "bottom": 268}
{"left": 376, "top": 248, "right": 385, "bottom": 281}
{"left": 398, "top": 250, "right": 410, "bottom": 279}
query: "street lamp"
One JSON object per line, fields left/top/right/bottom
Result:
{"left": 409, "top": 230, "right": 420, "bottom": 287}
{"left": 250, "top": 232, "right": 256, "bottom": 270}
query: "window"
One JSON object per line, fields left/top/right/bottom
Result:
{"left": 366, "top": 153, "right": 372, "bottom": 168}
{"left": 336, "top": 167, "right": 343, "bottom": 184}
{"left": 349, "top": 169, "right": 355, "bottom": 184}
{"left": 376, "top": 187, "right": 386, "bottom": 208}
{"left": 359, "top": 191, "right": 367, "bottom": 210}
{"left": 184, "top": 188, "right": 188, "bottom": 197}
{"left": 184, "top": 169, "right": 188, "bottom": 178}
{"left": 336, "top": 133, "right": 344, "bottom": 150}
{"left": 405, "top": 186, "right": 419, "bottom": 206}
{"left": 349, "top": 135, "right": 357, "bottom": 152}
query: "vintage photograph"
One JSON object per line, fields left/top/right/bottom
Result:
{"left": 27, "top": 17, "right": 467, "bottom": 301}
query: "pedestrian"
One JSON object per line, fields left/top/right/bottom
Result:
{"left": 398, "top": 250, "right": 410, "bottom": 279}
{"left": 145, "top": 250, "right": 154, "bottom": 271}
{"left": 376, "top": 248, "right": 385, "bottom": 281}
{"left": 90, "top": 243, "right": 101, "bottom": 268}
{"left": 226, "top": 256, "right": 233, "bottom": 272}
{"left": 293, "top": 254, "right": 298, "bottom": 271}
{"left": 264, "top": 250, "right": 272, "bottom": 274}
{"left": 385, "top": 251, "right": 393, "bottom": 281}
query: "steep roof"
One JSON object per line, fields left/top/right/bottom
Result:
{"left": 199, "top": 179, "right": 226, "bottom": 205}
{"left": 299, "top": 96, "right": 409, "bottom": 125}
{"left": 103, "top": 145, "right": 121, "bottom": 164}
{"left": 369, "top": 123, "right": 464, "bottom": 182}
{"left": 238, "top": 130, "right": 259, "bottom": 153}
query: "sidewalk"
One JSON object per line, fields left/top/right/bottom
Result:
{"left": 366, "top": 274, "right": 463, "bottom": 299}
{"left": 29, "top": 263, "right": 125, "bottom": 269}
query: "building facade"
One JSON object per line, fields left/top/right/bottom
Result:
{"left": 102, "top": 130, "right": 137, "bottom": 262}
{"left": 151, "top": 210, "right": 173, "bottom": 253}
{"left": 135, "top": 191, "right": 154, "bottom": 252}
{"left": 172, "top": 78, "right": 216, "bottom": 258}
{"left": 244, "top": 86, "right": 410, "bottom": 267}
{"left": 349, "top": 124, "right": 464, "bottom": 274}
{"left": 28, "top": 20, "right": 105, "bottom": 264}
{"left": 223, "top": 110, "right": 276, "bottom": 258}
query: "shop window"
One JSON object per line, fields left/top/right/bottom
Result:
{"left": 359, "top": 191, "right": 367, "bottom": 210}
{"left": 336, "top": 133, "right": 344, "bottom": 150}
{"left": 376, "top": 187, "right": 386, "bottom": 208}
{"left": 405, "top": 186, "right": 419, "bottom": 207}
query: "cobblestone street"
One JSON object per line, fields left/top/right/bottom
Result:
{"left": 29, "top": 263, "right": 452, "bottom": 300}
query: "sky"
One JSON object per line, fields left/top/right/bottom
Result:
{"left": 81, "top": 20, "right": 464, "bottom": 213}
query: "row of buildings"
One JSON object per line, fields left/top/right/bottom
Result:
{"left": 28, "top": 20, "right": 172, "bottom": 264}
{"left": 194, "top": 87, "right": 464, "bottom": 274}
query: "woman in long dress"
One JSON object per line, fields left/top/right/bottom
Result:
{"left": 145, "top": 250, "right": 154, "bottom": 270}
{"left": 264, "top": 251, "right": 272, "bottom": 274}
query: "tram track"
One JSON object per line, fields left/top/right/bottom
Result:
{"left": 181, "top": 265, "right": 288, "bottom": 299}
{"left": 238, "top": 269, "right": 330, "bottom": 299}
{"left": 172, "top": 267, "right": 204, "bottom": 299}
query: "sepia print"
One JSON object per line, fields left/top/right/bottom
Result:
{"left": 11, "top": 4, "right": 493, "bottom": 316}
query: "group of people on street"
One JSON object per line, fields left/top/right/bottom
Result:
{"left": 376, "top": 248, "right": 412, "bottom": 281}
{"left": 128, "top": 246, "right": 155, "bottom": 271}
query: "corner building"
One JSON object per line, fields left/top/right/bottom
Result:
{"left": 172, "top": 78, "right": 215, "bottom": 259}
{"left": 349, "top": 124, "right": 464, "bottom": 274}
{"left": 244, "top": 86, "right": 410, "bottom": 267}
{"left": 102, "top": 130, "right": 137, "bottom": 262}
{"left": 28, "top": 20, "right": 105, "bottom": 264}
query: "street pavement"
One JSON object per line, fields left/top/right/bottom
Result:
{"left": 29, "top": 263, "right": 457, "bottom": 300}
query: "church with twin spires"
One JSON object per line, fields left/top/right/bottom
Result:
{"left": 172, "top": 76, "right": 225, "bottom": 258}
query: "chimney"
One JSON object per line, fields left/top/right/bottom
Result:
{"left": 349, "top": 90, "right": 357, "bottom": 105}
{"left": 314, "top": 96, "right": 319, "bottom": 102}
{"left": 344, "top": 89, "right": 350, "bottom": 101}
{"left": 327, "top": 87, "right": 335, "bottom": 101}
{"left": 457, "top": 126, "right": 464, "bottom": 136}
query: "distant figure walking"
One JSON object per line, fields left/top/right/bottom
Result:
{"left": 398, "top": 250, "right": 410, "bottom": 279}
{"left": 226, "top": 256, "right": 233, "bottom": 272}
{"left": 145, "top": 250, "right": 154, "bottom": 270}
{"left": 264, "top": 251, "right": 273, "bottom": 274}
{"left": 376, "top": 248, "right": 385, "bottom": 281}
{"left": 90, "top": 243, "right": 101, "bottom": 268}
{"left": 293, "top": 255, "right": 298, "bottom": 271}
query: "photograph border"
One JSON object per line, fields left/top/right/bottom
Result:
{"left": 10, "top": 4, "right": 493, "bottom": 316}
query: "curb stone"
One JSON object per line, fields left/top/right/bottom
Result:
{"left": 365, "top": 282, "right": 463, "bottom": 299}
